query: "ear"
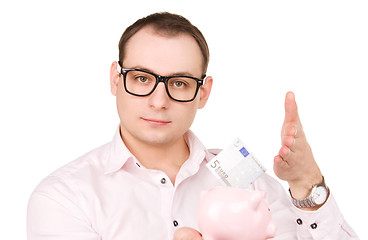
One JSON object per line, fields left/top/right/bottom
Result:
{"left": 110, "top": 61, "right": 120, "bottom": 96}
{"left": 198, "top": 76, "right": 213, "bottom": 109}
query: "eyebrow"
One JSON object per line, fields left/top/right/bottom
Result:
{"left": 129, "top": 65, "right": 196, "bottom": 77}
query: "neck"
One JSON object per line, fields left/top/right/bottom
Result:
{"left": 120, "top": 129, "right": 190, "bottom": 185}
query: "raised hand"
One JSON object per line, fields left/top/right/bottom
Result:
{"left": 273, "top": 92, "right": 323, "bottom": 201}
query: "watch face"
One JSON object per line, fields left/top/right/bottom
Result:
{"left": 312, "top": 186, "right": 328, "bottom": 205}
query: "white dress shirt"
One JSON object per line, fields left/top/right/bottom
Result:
{"left": 27, "top": 128, "right": 359, "bottom": 239}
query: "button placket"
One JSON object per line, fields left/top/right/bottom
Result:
{"left": 173, "top": 220, "right": 179, "bottom": 227}
{"left": 158, "top": 173, "right": 175, "bottom": 233}
{"left": 310, "top": 223, "right": 318, "bottom": 229}
{"left": 296, "top": 218, "right": 303, "bottom": 225}
{"left": 161, "top": 178, "right": 166, "bottom": 184}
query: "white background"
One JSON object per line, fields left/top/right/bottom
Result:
{"left": 0, "top": 0, "right": 367, "bottom": 239}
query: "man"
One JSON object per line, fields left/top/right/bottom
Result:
{"left": 27, "top": 12, "right": 358, "bottom": 239}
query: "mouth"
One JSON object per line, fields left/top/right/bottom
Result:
{"left": 141, "top": 117, "right": 172, "bottom": 126}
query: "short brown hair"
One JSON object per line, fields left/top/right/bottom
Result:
{"left": 118, "top": 12, "right": 210, "bottom": 75}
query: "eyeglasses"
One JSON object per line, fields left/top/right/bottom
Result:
{"left": 117, "top": 62, "right": 206, "bottom": 102}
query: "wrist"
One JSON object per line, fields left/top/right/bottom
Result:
{"left": 289, "top": 175, "right": 329, "bottom": 210}
{"left": 288, "top": 174, "right": 323, "bottom": 200}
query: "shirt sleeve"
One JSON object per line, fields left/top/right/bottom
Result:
{"left": 253, "top": 174, "right": 359, "bottom": 240}
{"left": 27, "top": 176, "right": 99, "bottom": 240}
{"left": 291, "top": 193, "right": 359, "bottom": 240}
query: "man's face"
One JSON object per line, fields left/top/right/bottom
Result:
{"left": 111, "top": 26, "right": 212, "bottom": 147}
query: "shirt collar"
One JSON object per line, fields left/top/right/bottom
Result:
{"left": 104, "top": 127, "right": 134, "bottom": 174}
{"left": 104, "top": 127, "right": 214, "bottom": 175}
{"left": 184, "top": 130, "right": 214, "bottom": 165}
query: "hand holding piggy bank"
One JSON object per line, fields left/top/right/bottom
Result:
{"left": 197, "top": 186, "right": 276, "bottom": 240}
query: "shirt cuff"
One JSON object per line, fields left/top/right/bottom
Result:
{"left": 290, "top": 193, "right": 346, "bottom": 239}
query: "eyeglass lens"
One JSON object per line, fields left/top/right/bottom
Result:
{"left": 124, "top": 70, "right": 199, "bottom": 101}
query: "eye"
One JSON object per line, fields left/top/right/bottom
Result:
{"left": 174, "top": 81, "right": 184, "bottom": 87}
{"left": 172, "top": 80, "right": 188, "bottom": 88}
{"left": 136, "top": 76, "right": 149, "bottom": 83}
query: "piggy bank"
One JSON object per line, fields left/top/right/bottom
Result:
{"left": 197, "top": 187, "right": 276, "bottom": 240}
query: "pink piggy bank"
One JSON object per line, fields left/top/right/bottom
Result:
{"left": 197, "top": 186, "right": 276, "bottom": 240}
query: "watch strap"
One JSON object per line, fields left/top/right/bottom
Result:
{"left": 289, "top": 176, "right": 329, "bottom": 208}
{"left": 290, "top": 194, "right": 315, "bottom": 208}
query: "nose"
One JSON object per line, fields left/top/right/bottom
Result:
{"left": 148, "top": 82, "right": 170, "bottom": 109}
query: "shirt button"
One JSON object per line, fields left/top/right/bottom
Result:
{"left": 311, "top": 223, "right": 318, "bottom": 229}
{"left": 296, "top": 218, "right": 303, "bottom": 225}
{"left": 173, "top": 220, "right": 179, "bottom": 227}
{"left": 161, "top": 178, "right": 166, "bottom": 184}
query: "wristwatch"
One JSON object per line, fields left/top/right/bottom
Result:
{"left": 289, "top": 176, "right": 330, "bottom": 208}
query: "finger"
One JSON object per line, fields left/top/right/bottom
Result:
{"left": 283, "top": 124, "right": 297, "bottom": 137}
{"left": 284, "top": 124, "right": 306, "bottom": 143}
{"left": 284, "top": 91, "right": 301, "bottom": 125}
{"left": 274, "top": 155, "right": 287, "bottom": 166}
{"left": 282, "top": 125, "right": 297, "bottom": 151}
{"left": 282, "top": 135, "right": 295, "bottom": 149}
{"left": 173, "top": 227, "right": 203, "bottom": 240}
{"left": 273, "top": 155, "right": 291, "bottom": 176}
{"left": 278, "top": 145, "right": 291, "bottom": 160}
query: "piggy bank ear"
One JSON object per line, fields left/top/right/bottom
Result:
{"left": 249, "top": 190, "right": 264, "bottom": 210}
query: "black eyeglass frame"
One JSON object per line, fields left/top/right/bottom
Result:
{"left": 117, "top": 62, "right": 206, "bottom": 102}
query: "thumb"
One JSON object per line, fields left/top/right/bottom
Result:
{"left": 173, "top": 227, "right": 203, "bottom": 240}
